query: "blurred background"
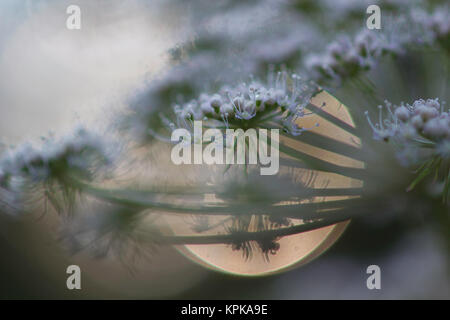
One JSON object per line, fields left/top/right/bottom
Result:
{"left": 0, "top": 0, "right": 448, "bottom": 299}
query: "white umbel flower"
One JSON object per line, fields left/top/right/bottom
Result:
{"left": 169, "top": 71, "right": 318, "bottom": 136}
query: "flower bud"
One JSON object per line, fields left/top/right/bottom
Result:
{"left": 395, "top": 106, "right": 410, "bottom": 122}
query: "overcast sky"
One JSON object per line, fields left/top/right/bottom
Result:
{"left": 0, "top": 0, "right": 180, "bottom": 145}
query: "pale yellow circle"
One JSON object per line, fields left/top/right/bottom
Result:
{"left": 174, "top": 91, "right": 363, "bottom": 276}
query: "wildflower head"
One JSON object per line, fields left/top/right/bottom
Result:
{"left": 411, "top": 5, "right": 450, "bottom": 52}
{"left": 366, "top": 98, "right": 450, "bottom": 201}
{"left": 367, "top": 98, "right": 448, "bottom": 145}
{"left": 166, "top": 71, "right": 319, "bottom": 136}
{"left": 0, "top": 127, "right": 115, "bottom": 215}
{"left": 306, "top": 32, "right": 378, "bottom": 85}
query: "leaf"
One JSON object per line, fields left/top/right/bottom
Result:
{"left": 407, "top": 158, "right": 437, "bottom": 192}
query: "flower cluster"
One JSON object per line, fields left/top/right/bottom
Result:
{"left": 168, "top": 71, "right": 319, "bottom": 136}
{"left": 366, "top": 98, "right": 450, "bottom": 200}
{"left": 306, "top": 31, "right": 375, "bottom": 84}
{"left": 411, "top": 5, "right": 450, "bottom": 51}
{"left": 305, "top": 25, "right": 409, "bottom": 85}
{"left": 305, "top": 5, "right": 450, "bottom": 85}
{"left": 366, "top": 99, "right": 448, "bottom": 144}
{"left": 127, "top": 2, "right": 449, "bottom": 145}
{"left": 0, "top": 127, "right": 113, "bottom": 214}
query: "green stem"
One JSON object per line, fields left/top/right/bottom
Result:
{"left": 278, "top": 142, "right": 366, "bottom": 180}
{"left": 159, "top": 213, "right": 353, "bottom": 245}
{"left": 306, "top": 103, "right": 359, "bottom": 137}
{"left": 67, "top": 176, "right": 363, "bottom": 219}
{"left": 279, "top": 131, "right": 364, "bottom": 161}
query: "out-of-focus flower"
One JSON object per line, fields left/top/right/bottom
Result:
{"left": 305, "top": 22, "right": 411, "bottom": 85}
{"left": 305, "top": 5, "right": 450, "bottom": 85}
{"left": 0, "top": 126, "right": 115, "bottom": 215}
{"left": 411, "top": 5, "right": 450, "bottom": 51}
{"left": 305, "top": 31, "right": 379, "bottom": 85}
